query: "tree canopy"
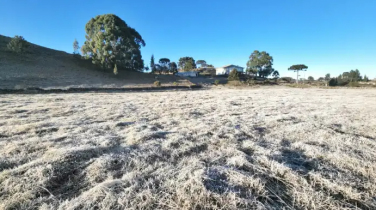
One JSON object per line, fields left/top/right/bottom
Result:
{"left": 228, "top": 69, "right": 240, "bottom": 81}
{"left": 288, "top": 64, "right": 308, "bottom": 84}
{"left": 325, "top": 73, "right": 331, "bottom": 81}
{"left": 272, "top": 70, "right": 280, "bottom": 79}
{"left": 169, "top": 62, "right": 178, "bottom": 74}
{"left": 308, "top": 76, "right": 314, "bottom": 81}
{"left": 81, "top": 14, "right": 145, "bottom": 73}
{"left": 178, "top": 57, "right": 196, "bottom": 71}
{"left": 73, "top": 39, "right": 80, "bottom": 54}
{"left": 246, "top": 50, "right": 275, "bottom": 77}
{"left": 288, "top": 64, "right": 308, "bottom": 71}
{"left": 196, "top": 60, "right": 207, "bottom": 68}
{"left": 150, "top": 55, "right": 156, "bottom": 73}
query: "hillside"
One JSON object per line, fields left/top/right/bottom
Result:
{"left": 0, "top": 35, "right": 190, "bottom": 89}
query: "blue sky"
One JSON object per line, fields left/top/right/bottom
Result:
{"left": 1, "top": 0, "right": 375, "bottom": 79}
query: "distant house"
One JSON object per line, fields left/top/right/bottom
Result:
{"left": 176, "top": 71, "right": 199, "bottom": 77}
{"left": 215, "top": 65, "right": 244, "bottom": 75}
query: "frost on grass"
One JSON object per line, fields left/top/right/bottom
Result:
{"left": 0, "top": 88, "right": 376, "bottom": 209}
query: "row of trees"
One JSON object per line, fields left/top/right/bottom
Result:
{"left": 325, "top": 69, "right": 371, "bottom": 86}
{"left": 149, "top": 56, "right": 214, "bottom": 74}
{"left": 150, "top": 55, "right": 177, "bottom": 74}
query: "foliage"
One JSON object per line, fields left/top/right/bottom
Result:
{"left": 318, "top": 77, "right": 324, "bottom": 81}
{"left": 272, "top": 70, "right": 280, "bottom": 79}
{"left": 325, "top": 73, "right": 331, "bottom": 81}
{"left": 206, "top": 64, "right": 214, "bottom": 68}
{"left": 308, "top": 76, "right": 314, "bottom": 81}
{"left": 173, "top": 82, "right": 178, "bottom": 86}
{"left": 178, "top": 57, "right": 196, "bottom": 71}
{"left": 81, "top": 14, "right": 145, "bottom": 73}
{"left": 196, "top": 60, "right": 207, "bottom": 68}
{"left": 247, "top": 79, "right": 256, "bottom": 85}
{"left": 288, "top": 64, "right": 308, "bottom": 72}
{"left": 154, "top": 80, "right": 161, "bottom": 87}
{"left": 214, "top": 80, "right": 220, "bottom": 85}
{"left": 228, "top": 69, "right": 240, "bottom": 81}
{"left": 159, "top": 58, "right": 170, "bottom": 74}
{"left": 334, "top": 69, "right": 363, "bottom": 86}
{"left": 280, "top": 77, "right": 293, "bottom": 83}
{"left": 348, "top": 82, "right": 360, "bottom": 87}
{"left": 246, "top": 50, "right": 274, "bottom": 77}
{"left": 150, "top": 55, "right": 156, "bottom": 73}
{"left": 154, "top": 64, "right": 162, "bottom": 74}
{"left": 227, "top": 80, "right": 242, "bottom": 86}
{"left": 73, "top": 39, "right": 80, "bottom": 54}
{"left": 7, "top": 35, "right": 29, "bottom": 53}
{"left": 169, "top": 62, "right": 178, "bottom": 74}
{"left": 363, "top": 75, "right": 369, "bottom": 82}
{"left": 328, "top": 78, "right": 337, "bottom": 86}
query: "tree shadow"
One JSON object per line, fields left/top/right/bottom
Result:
{"left": 272, "top": 148, "right": 318, "bottom": 175}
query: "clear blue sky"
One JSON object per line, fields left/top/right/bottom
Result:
{"left": 1, "top": 0, "right": 375, "bottom": 79}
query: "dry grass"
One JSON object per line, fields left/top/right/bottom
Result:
{"left": 1, "top": 88, "right": 376, "bottom": 209}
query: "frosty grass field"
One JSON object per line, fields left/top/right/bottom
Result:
{"left": 0, "top": 88, "right": 376, "bottom": 209}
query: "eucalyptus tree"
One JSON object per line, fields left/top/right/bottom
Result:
{"left": 81, "top": 14, "right": 146, "bottom": 73}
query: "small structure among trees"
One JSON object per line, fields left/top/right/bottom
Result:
{"left": 216, "top": 65, "right": 244, "bottom": 75}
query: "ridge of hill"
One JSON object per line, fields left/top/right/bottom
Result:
{"left": 0, "top": 35, "right": 190, "bottom": 89}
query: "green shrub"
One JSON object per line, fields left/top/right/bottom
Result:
{"left": 348, "top": 82, "right": 360, "bottom": 87}
{"left": 214, "top": 80, "right": 220, "bottom": 85}
{"left": 328, "top": 78, "right": 337, "bottom": 86}
{"left": 173, "top": 82, "right": 178, "bottom": 86}
{"left": 154, "top": 81, "right": 161, "bottom": 87}
{"left": 280, "top": 77, "right": 293, "bottom": 83}
{"left": 246, "top": 79, "right": 256, "bottom": 86}
{"left": 227, "top": 80, "right": 242, "bottom": 86}
{"left": 228, "top": 69, "right": 240, "bottom": 81}
{"left": 7, "top": 36, "right": 29, "bottom": 53}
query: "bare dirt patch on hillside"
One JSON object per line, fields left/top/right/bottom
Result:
{"left": 1, "top": 88, "right": 376, "bottom": 209}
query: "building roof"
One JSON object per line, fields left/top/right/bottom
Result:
{"left": 218, "top": 64, "right": 244, "bottom": 69}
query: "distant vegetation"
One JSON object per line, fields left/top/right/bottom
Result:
{"left": 178, "top": 57, "right": 196, "bottom": 71}
{"left": 228, "top": 69, "right": 240, "bottom": 81}
{"left": 154, "top": 80, "right": 161, "bottom": 87}
{"left": 246, "top": 50, "right": 277, "bottom": 78}
{"left": 327, "top": 69, "right": 370, "bottom": 87}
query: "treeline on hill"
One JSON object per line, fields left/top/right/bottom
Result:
{"left": 149, "top": 55, "right": 215, "bottom": 75}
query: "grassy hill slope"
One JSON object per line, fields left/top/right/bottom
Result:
{"left": 0, "top": 35, "right": 190, "bottom": 89}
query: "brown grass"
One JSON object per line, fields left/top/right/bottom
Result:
{"left": 0, "top": 35, "right": 191, "bottom": 89}
{"left": 1, "top": 88, "right": 376, "bottom": 209}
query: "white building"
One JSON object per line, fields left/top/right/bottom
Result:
{"left": 215, "top": 65, "right": 244, "bottom": 75}
{"left": 176, "top": 71, "right": 199, "bottom": 77}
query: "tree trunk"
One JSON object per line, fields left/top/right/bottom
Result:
{"left": 296, "top": 71, "right": 299, "bottom": 84}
